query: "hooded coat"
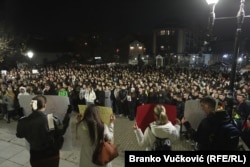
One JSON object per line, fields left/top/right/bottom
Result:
{"left": 134, "top": 121, "right": 180, "bottom": 151}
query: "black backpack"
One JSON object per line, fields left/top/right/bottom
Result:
{"left": 149, "top": 126, "right": 171, "bottom": 151}
{"left": 48, "top": 115, "right": 64, "bottom": 150}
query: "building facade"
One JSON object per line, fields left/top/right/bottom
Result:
{"left": 152, "top": 24, "right": 205, "bottom": 67}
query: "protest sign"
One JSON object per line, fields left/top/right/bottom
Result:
{"left": 184, "top": 100, "right": 206, "bottom": 130}
{"left": 78, "top": 105, "right": 113, "bottom": 125}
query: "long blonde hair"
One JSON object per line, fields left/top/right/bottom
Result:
{"left": 154, "top": 104, "right": 168, "bottom": 125}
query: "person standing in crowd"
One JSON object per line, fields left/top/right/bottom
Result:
{"left": 183, "top": 96, "right": 240, "bottom": 150}
{"left": 133, "top": 104, "right": 180, "bottom": 150}
{"left": 57, "top": 82, "right": 68, "bottom": 97}
{"left": 2, "top": 87, "right": 15, "bottom": 123}
{"left": 241, "top": 115, "right": 250, "bottom": 148}
{"left": 147, "top": 87, "right": 158, "bottom": 104}
{"left": 136, "top": 87, "right": 148, "bottom": 106}
{"left": 16, "top": 95, "right": 71, "bottom": 167}
{"left": 85, "top": 85, "right": 96, "bottom": 105}
{"left": 43, "top": 83, "right": 57, "bottom": 95}
{"left": 17, "top": 86, "right": 30, "bottom": 99}
{"left": 236, "top": 94, "right": 250, "bottom": 129}
{"left": 76, "top": 104, "right": 116, "bottom": 167}
{"left": 95, "top": 84, "right": 105, "bottom": 106}
{"left": 104, "top": 85, "right": 112, "bottom": 108}
{"left": 127, "top": 88, "right": 137, "bottom": 121}
{"left": 111, "top": 84, "right": 120, "bottom": 116}
{"left": 118, "top": 84, "right": 128, "bottom": 117}
{"left": 79, "top": 83, "right": 87, "bottom": 105}
{"left": 156, "top": 86, "right": 167, "bottom": 104}
{"left": 175, "top": 93, "right": 185, "bottom": 120}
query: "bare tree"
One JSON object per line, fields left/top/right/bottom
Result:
{"left": 0, "top": 25, "right": 27, "bottom": 64}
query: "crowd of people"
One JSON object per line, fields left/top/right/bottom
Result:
{"left": 0, "top": 63, "right": 250, "bottom": 152}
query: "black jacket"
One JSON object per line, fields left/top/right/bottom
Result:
{"left": 16, "top": 111, "right": 70, "bottom": 152}
{"left": 195, "top": 111, "right": 239, "bottom": 150}
{"left": 16, "top": 111, "right": 52, "bottom": 151}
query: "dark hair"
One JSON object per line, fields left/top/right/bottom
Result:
{"left": 82, "top": 104, "right": 104, "bottom": 145}
{"left": 32, "top": 95, "right": 47, "bottom": 111}
{"left": 200, "top": 96, "right": 216, "bottom": 110}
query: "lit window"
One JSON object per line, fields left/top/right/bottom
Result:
{"left": 130, "top": 46, "right": 134, "bottom": 50}
{"left": 138, "top": 46, "right": 142, "bottom": 50}
{"left": 167, "top": 30, "right": 170, "bottom": 35}
{"left": 160, "top": 30, "right": 165, "bottom": 35}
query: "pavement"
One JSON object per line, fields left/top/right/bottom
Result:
{"left": 0, "top": 112, "right": 197, "bottom": 167}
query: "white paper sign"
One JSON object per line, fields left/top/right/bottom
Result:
{"left": 184, "top": 99, "right": 206, "bottom": 130}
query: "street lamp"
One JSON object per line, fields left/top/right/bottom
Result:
{"left": 206, "top": 0, "right": 247, "bottom": 94}
{"left": 206, "top": 0, "right": 219, "bottom": 37}
{"left": 27, "top": 51, "right": 34, "bottom": 59}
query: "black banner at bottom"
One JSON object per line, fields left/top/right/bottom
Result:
{"left": 125, "top": 151, "right": 250, "bottom": 167}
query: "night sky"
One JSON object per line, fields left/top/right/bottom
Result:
{"left": 1, "top": 0, "right": 250, "bottom": 50}
{"left": 1, "top": 0, "right": 209, "bottom": 37}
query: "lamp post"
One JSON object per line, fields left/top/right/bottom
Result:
{"left": 206, "top": 0, "right": 246, "bottom": 93}
{"left": 206, "top": 0, "right": 218, "bottom": 38}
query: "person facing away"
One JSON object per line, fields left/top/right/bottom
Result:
{"left": 16, "top": 95, "right": 71, "bottom": 167}
{"left": 194, "top": 96, "right": 240, "bottom": 150}
{"left": 76, "top": 104, "right": 115, "bottom": 167}
{"left": 133, "top": 104, "right": 180, "bottom": 151}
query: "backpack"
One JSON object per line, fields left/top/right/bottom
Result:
{"left": 47, "top": 114, "right": 64, "bottom": 150}
{"left": 149, "top": 126, "right": 171, "bottom": 151}
{"left": 212, "top": 121, "right": 241, "bottom": 150}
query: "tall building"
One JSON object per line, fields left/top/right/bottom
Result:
{"left": 152, "top": 23, "right": 205, "bottom": 66}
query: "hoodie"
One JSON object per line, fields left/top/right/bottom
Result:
{"left": 134, "top": 121, "right": 180, "bottom": 151}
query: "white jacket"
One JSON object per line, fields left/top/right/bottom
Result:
{"left": 134, "top": 121, "right": 180, "bottom": 150}
{"left": 85, "top": 90, "right": 96, "bottom": 103}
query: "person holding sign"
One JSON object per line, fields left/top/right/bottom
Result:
{"left": 16, "top": 95, "right": 71, "bottom": 167}
{"left": 133, "top": 104, "right": 181, "bottom": 151}
{"left": 182, "top": 96, "right": 240, "bottom": 150}
{"left": 76, "top": 104, "right": 116, "bottom": 167}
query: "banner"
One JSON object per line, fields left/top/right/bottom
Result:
{"left": 184, "top": 100, "right": 206, "bottom": 130}
{"left": 78, "top": 105, "right": 113, "bottom": 125}
{"left": 135, "top": 104, "right": 177, "bottom": 133}
{"left": 18, "top": 95, "right": 72, "bottom": 150}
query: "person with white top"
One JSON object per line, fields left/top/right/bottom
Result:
{"left": 133, "top": 104, "right": 181, "bottom": 150}
{"left": 85, "top": 85, "right": 96, "bottom": 105}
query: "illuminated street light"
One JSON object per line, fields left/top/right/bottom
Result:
{"left": 206, "top": 0, "right": 219, "bottom": 5}
{"left": 27, "top": 51, "right": 34, "bottom": 59}
{"left": 206, "top": 0, "right": 247, "bottom": 93}
{"left": 223, "top": 54, "right": 228, "bottom": 58}
{"left": 205, "top": 0, "right": 250, "bottom": 120}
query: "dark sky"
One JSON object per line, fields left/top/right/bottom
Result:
{"left": 1, "top": 0, "right": 250, "bottom": 40}
{"left": 0, "top": 0, "right": 210, "bottom": 37}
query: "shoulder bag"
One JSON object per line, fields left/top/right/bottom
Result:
{"left": 92, "top": 139, "right": 119, "bottom": 165}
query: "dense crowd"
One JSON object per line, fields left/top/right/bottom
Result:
{"left": 0, "top": 64, "right": 250, "bottom": 147}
